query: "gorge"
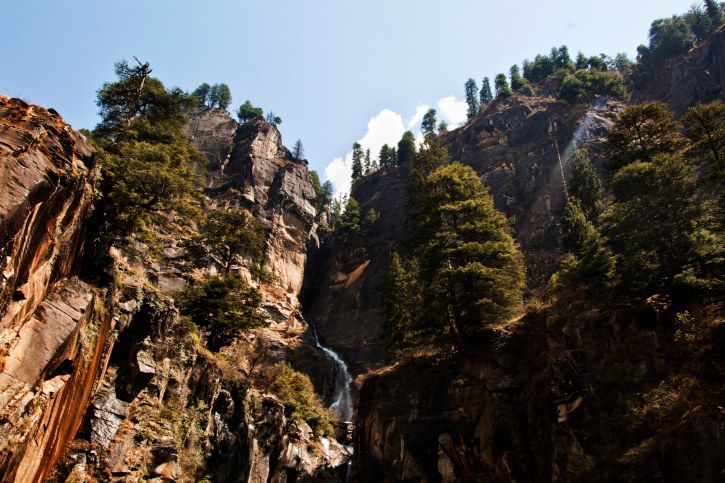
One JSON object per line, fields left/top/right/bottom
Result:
{"left": 0, "top": 9, "right": 724, "bottom": 483}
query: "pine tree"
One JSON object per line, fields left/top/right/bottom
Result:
{"left": 554, "top": 202, "right": 617, "bottom": 296}
{"left": 464, "top": 78, "right": 480, "bottom": 118}
{"left": 292, "top": 139, "right": 305, "bottom": 160}
{"left": 351, "top": 142, "right": 364, "bottom": 180}
{"left": 237, "top": 101, "right": 263, "bottom": 124}
{"left": 378, "top": 144, "right": 395, "bottom": 169}
{"left": 416, "top": 163, "right": 525, "bottom": 347}
{"left": 510, "top": 65, "right": 525, "bottom": 91}
{"left": 607, "top": 102, "right": 686, "bottom": 169}
{"left": 494, "top": 73, "right": 512, "bottom": 99}
{"left": 705, "top": 0, "right": 723, "bottom": 28}
{"left": 568, "top": 149, "right": 604, "bottom": 220}
{"left": 397, "top": 131, "right": 417, "bottom": 166}
{"left": 421, "top": 108, "right": 437, "bottom": 135}
{"left": 602, "top": 154, "right": 710, "bottom": 297}
{"left": 681, "top": 101, "right": 725, "bottom": 178}
{"left": 480, "top": 77, "right": 493, "bottom": 106}
{"left": 575, "top": 52, "right": 589, "bottom": 70}
{"left": 438, "top": 120, "right": 449, "bottom": 133}
{"left": 266, "top": 111, "right": 281, "bottom": 125}
{"left": 364, "top": 149, "right": 371, "bottom": 173}
{"left": 214, "top": 83, "right": 232, "bottom": 109}
{"left": 386, "top": 252, "right": 422, "bottom": 348}
{"left": 337, "top": 197, "right": 361, "bottom": 244}
{"left": 192, "top": 83, "right": 211, "bottom": 107}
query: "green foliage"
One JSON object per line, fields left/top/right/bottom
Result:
{"left": 494, "top": 73, "right": 512, "bottom": 99}
{"left": 264, "top": 362, "right": 336, "bottom": 437}
{"left": 510, "top": 65, "right": 531, "bottom": 94}
{"left": 176, "top": 273, "right": 265, "bottom": 350}
{"left": 421, "top": 108, "right": 437, "bottom": 135}
{"left": 266, "top": 111, "right": 282, "bottom": 125}
{"left": 362, "top": 208, "right": 378, "bottom": 236}
{"left": 568, "top": 149, "right": 604, "bottom": 220}
{"left": 310, "top": 171, "right": 333, "bottom": 209}
{"left": 337, "top": 197, "right": 362, "bottom": 244}
{"left": 464, "top": 78, "right": 480, "bottom": 118}
{"left": 558, "top": 69, "right": 628, "bottom": 103}
{"left": 184, "top": 208, "right": 265, "bottom": 273}
{"left": 99, "top": 141, "right": 200, "bottom": 241}
{"left": 237, "top": 100, "right": 263, "bottom": 123}
{"left": 408, "top": 163, "right": 525, "bottom": 347}
{"left": 553, "top": 202, "right": 617, "bottom": 295}
{"left": 386, "top": 252, "right": 422, "bottom": 348}
{"left": 397, "top": 131, "right": 417, "bottom": 166}
{"left": 364, "top": 148, "right": 371, "bottom": 174}
{"left": 438, "top": 120, "right": 449, "bottom": 133}
{"left": 351, "top": 142, "right": 364, "bottom": 181}
{"left": 378, "top": 144, "right": 397, "bottom": 169}
{"left": 480, "top": 77, "right": 493, "bottom": 106}
{"left": 192, "top": 83, "right": 211, "bottom": 107}
{"left": 523, "top": 53, "right": 554, "bottom": 83}
{"left": 607, "top": 102, "right": 685, "bottom": 169}
{"left": 681, "top": 100, "right": 725, "bottom": 179}
{"left": 601, "top": 154, "right": 712, "bottom": 297}
{"left": 551, "top": 45, "right": 575, "bottom": 71}
{"left": 95, "top": 59, "right": 193, "bottom": 144}
{"left": 209, "top": 83, "right": 232, "bottom": 109}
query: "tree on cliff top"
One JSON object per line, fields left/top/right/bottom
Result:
{"left": 421, "top": 108, "right": 437, "bottom": 135}
{"left": 464, "top": 78, "right": 480, "bottom": 118}
{"left": 397, "top": 131, "right": 417, "bottom": 166}
{"left": 209, "top": 83, "right": 232, "bottom": 109}
{"left": 351, "top": 142, "right": 364, "bottom": 180}
{"left": 480, "top": 77, "right": 493, "bottom": 106}
{"left": 237, "top": 100, "right": 263, "bottom": 124}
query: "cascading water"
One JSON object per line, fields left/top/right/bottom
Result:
{"left": 312, "top": 327, "right": 354, "bottom": 422}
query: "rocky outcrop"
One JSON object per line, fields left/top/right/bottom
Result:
{"left": 354, "top": 309, "right": 723, "bottom": 482}
{"left": 185, "top": 109, "right": 320, "bottom": 299}
{"left": 634, "top": 26, "right": 725, "bottom": 114}
{"left": 0, "top": 97, "right": 115, "bottom": 482}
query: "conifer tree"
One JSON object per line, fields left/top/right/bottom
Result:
{"left": 681, "top": 100, "right": 725, "bottom": 178}
{"left": 337, "top": 197, "right": 362, "bottom": 244}
{"left": 416, "top": 163, "right": 525, "bottom": 347}
{"left": 292, "top": 139, "right": 305, "bottom": 160}
{"left": 237, "top": 100, "right": 263, "bottom": 124}
{"left": 386, "top": 252, "right": 422, "bottom": 348}
{"left": 421, "top": 108, "right": 437, "bottom": 135}
{"left": 494, "top": 73, "right": 512, "bottom": 99}
{"left": 464, "top": 78, "right": 480, "bottom": 118}
{"left": 192, "top": 83, "right": 211, "bottom": 107}
{"left": 607, "top": 102, "right": 685, "bottom": 169}
{"left": 568, "top": 149, "right": 604, "bottom": 220}
{"left": 554, "top": 202, "right": 617, "bottom": 295}
{"left": 705, "top": 0, "right": 723, "bottom": 28}
{"left": 364, "top": 149, "right": 371, "bottom": 173}
{"left": 480, "top": 77, "right": 493, "bottom": 106}
{"left": 215, "top": 83, "right": 232, "bottom": 109}
{"left": 397, "top": 131, "right": 417, "bottom": 166}
{"left": 438, "top": 120, "right": 449, "bottom": 133}
{"left": 378, "top": 144, "right": 396, "bottom": 169}
{"left": 351, "top": 142, "right": 364, "bottom": 180}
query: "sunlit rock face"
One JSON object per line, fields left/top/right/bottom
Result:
{"left": 185, "top": 109, "right": 320, "bottom": 300}
{"left": 0, "top": 96, "right": 113, "bottom": 482}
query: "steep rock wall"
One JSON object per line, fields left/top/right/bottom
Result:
{"left": 0, "top": 97, "right": 114, "bottom": 482}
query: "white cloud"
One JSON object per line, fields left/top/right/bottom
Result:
{"left": 325, "top": 109, "right": 405, "bottom": 198}
{"left": 407, "top": 104, "right": 429, "bottom": 131}
{"left": 322, "top": 96, "right": 470, "bottom": 199}
{"left": 437, "top": 96, "right": 468, "bottom": 128}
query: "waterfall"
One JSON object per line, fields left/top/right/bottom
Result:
{"left": 312, "top": 327, "right": 354, "bottom": 422}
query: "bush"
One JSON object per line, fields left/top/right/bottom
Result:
{"left": 558, "top": 69, "right": 628, "bottom": 103}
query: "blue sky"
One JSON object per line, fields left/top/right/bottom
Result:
{"left": 2, "top": 0, "right": 694, "bottom": 195}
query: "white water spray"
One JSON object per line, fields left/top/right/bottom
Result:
{"left": 312, "top": 327, "right": 354, "bottom": 422}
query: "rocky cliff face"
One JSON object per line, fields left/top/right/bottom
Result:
{"left": 303, "top": 95, "right": 622, "bottom": 376}
{"left": 0, "top": 97, "right": 114, "bottom": 481}
{"left": 634, "top": 26, "right": 725, "bottom": 114}
{"left": 0, "top": 101, "right": 349, "bottom": 482}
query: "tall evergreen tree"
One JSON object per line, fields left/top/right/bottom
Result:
{"left": 378, "top": 144, "right": 396, "bottom": 169}
{"left": 415, "top": 163, "right": 525, "bottom": 347}
{"left": 438, "top": 120, "right": 449, "bottom": 133}
{"left": 568, "top": 149, "right": 604, "bottom": 220}
{"left": 509, "top": 65, "right": 530, "bottom": 93}
{"left": 421, "top": 108, "right": 437, "bottom": 135}
{"left": 386, "top": 252, "right": 422, "bottom": 348}
{"left": 351, "top": 142, "right": 364, "bottom": 180}
{"left": 192, "top": 83, "right": 211, "bottom": 107}
{"left": 464, "top": 78, "right": 480, "bottom": 118}
{"left": 705, "top": 0, "right": 723, "bottom": 28}
{"left": 607, "top": 102, "right": 685, "bottom": 169}
{"left": 337, "top": 197, "right": 362, "bottom": 244}
{"left": 364, "top": 149, "right": 372, "bottom": 173}
{"left": 681, "top": 100, "right": 725, "bottom": 178}
{"left": 397, "top": 131, "right": 417, "bottom": 166}
{"left": 292, "top": 139, "right": 305, "bottom": 160}
{"left": 494, "top": 73, "right": 512, "bottom": 99}
{"left": 214, "top": 83, "right": 232, "bottom": 109}
{"left": 480, "top": 77, "right": 493, "bottom": 106}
